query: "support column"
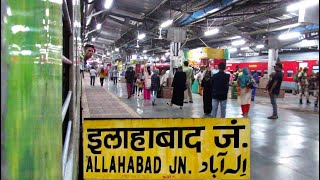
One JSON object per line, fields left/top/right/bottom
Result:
{"left": 169, "top": 42, "right": 181, "bottom": 78}
{"left": 267, "top": 49, "right": 279, "bottom": 79}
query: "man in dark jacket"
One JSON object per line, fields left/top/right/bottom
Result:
{"left": 125, "top": 66, "right": 136, "bottom": 99}
{"left": 150, "top": 69, "right": 160, "bottom": 106}
{"left": 267, "top": 63, "right": 283, "bottom": 119}
{"left": 211, "top": 62, "right": 230, "bottom": 118}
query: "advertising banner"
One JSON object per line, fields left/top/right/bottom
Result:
{"left": 83, "top": 118, "right": 250, "bottom": 179}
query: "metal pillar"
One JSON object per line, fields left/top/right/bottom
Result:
{"left": 169, "top": 42, "right": 181, "bottom": 78}
{"left": 268, "top": 49, "right": 279, "bottom": 79}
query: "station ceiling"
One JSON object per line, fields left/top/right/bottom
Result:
{"left": 82, "top": 0, "right": 319, "bottom": 59}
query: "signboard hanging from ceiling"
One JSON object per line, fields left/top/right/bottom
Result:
{"left": 83, "top": 118, "right": 250, "bottom": 179}
{"left": 167, "top": 27, "right": 187, "bottom": 43}
{"left": 186, "top": 48, "right": 228, "bottom": 60}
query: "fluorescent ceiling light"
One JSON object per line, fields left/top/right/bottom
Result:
{"left": 272, "top": 23, "right": 301, "bottom": 31}
{"left": 96, "top": 23, "right": 101, "bottom": 30}
{"left": 143, "top": 50, "right": 147, "bottom": 53}
{"left": 206, "top": 8, "right": 219, "bottom": 14}
{"left": 165, "top": 52, "right": 170, "bottom": 56}
{"left": 204, "top": 28, "right": 219, "bottom": 36}
{"left": 287, "top": 0, "right": 319, "bottom": 11}
{"left": 229, "top": 35, "right": 242, "bottom": 40}
{"left": 115, "top": 48, "right": 119, "bottom": 52}
{"left": 107, "top": 52, "right": 110, "bottom": 56}
{"left": 132, "top": 54, "right": 137, "bottom": 59}
{"left": 278, "top": 32, "right": 301, "bottom": 40}
{"left": 104, "top": 0, "right": 113, "bottom": 9}
{"left": 229, "top": 48, "right": 237, "bottom": 53}
{"left": 138, "top": 33, "right": 146, "bottom": 40}
{"left": 144, "top": 56, "right": 148, "bottom": 59}
{"left": 256, "top": 44, "right": 264, "bottom": 49}
{"left": 92, "top": 38, "right": 96, "bottom": 42}
{"left": 86, "top": 17, "right": 92, "bottom": 26}
{"left": 231, "top": 39, "right": 246, "bottom": 46}
{"left": 240, "top": 46, "right": 250, "bottom": 50}
{"left": 160, "top": 20, "right": 173, "bottom": 28}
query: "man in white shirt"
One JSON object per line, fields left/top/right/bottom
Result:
{"left": 112, "top": 67, "right": 119, "bottom": 85}
{"left": 89, "top": 67, "right": 97, "bottom": 86}
{"left": 160, "top": 70, "right": 169, "bottom": 87}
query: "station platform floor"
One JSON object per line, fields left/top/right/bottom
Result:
{"left": 81, "top": 73, "right": 319, "bottom": 180}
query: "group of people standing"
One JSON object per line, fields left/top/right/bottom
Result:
{"left": 294, "top": 67, "right": 319, "bottom": 107}
{"left": 122, "top": 61, "right": 285, "bottom": 119}
{"left": 167, "top": 61, "right": 231, "bottom": 117}
{"left": 124, "top": 65, "right": 162, "bottom": 106}
{"left": 185, "top": 62, "right": 284, "bottom": 119}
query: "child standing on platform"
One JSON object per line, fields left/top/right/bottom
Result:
{"left": 137, "top": 78, "right": 144, "bottom": 96}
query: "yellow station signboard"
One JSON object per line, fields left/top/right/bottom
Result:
{"left": 83, "top": 118, "right": 250, "bottom": 179}
{"left": 187, "top": 48, "right": 226, "bottom": 60}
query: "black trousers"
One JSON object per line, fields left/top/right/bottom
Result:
{"left": 90, "top": 76, "right": 95, "bottom": 86}
{"left": 80, "top": 69, "right": 84, "bottom": 78}
{"left": 113, "top": 77, "right": 118, "bottom": 85}
{"left": 100, "top": 78, "right": 104, "bottom": 86}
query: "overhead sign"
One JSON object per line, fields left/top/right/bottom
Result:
{"left": 83, "top": 118, "right": 250, "bottom": 179}
{"left": 187, "top": 48, "right": 227, "bottom": 60}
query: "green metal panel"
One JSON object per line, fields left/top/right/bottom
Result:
{"left": 224, "top": 49, "right": 230, "bottom": 60}
{"left": 4, "top": 0, "right": 62, "bottom": 179}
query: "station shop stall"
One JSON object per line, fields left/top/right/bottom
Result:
{"left": 184, "top": 47, "right": 230, "bottom": 94}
